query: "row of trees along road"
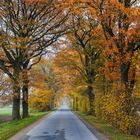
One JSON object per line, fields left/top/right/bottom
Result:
{"left": 0, "top": 0, "right": 68, "bottom": 120}
{"left": 53, "top": 0, "right": 140, "bottom": 136}
{"left": 0, "top": 0, "right": 139, "bottom": 136}
{"left": 66, "top": 12, "right": 103, "bottom": 115}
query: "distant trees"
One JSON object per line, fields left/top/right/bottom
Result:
{"left": 0, "top": 71, "right": 12, "bottom": 96}
{"left": 29, "top": 58, "right": 63, "bottom": 111}
{"left": 29, "top": 89, "right": 53, "bottom": 112}
{"left": 0, "top": 70, "right": 12, "bottom": 106}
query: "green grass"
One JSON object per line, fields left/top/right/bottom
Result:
{"left": 0, "top": 112, "right": 48, "bottom": 140}
{"left": 77, "top": 112, "right": 140, "bottom": 140}
{"left": 0, "top": 107, "right": 12, "bottom": 116}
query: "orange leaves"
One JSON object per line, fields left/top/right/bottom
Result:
{"left": 119, "top": 3, "right": 140, "bottom": 19}
{"left": 88, "top": 7, "right": 96, "bottom": 16}
{"left": 52, "top": 46, "right": 86, "bottom": 95}
{"left": 63, "top": 0, "right": 87, "bottom": 15}
{"left": 29, "top": 62, "right": 48, "bottom": 90}
{"left": 26, "top": 0, "right": 52, "bottom": 4}
{"left": 53, "top": 47, "right": 80, "bottom": 74}
{"left": 103, "top": 60, "right": 120, "bottom": 81}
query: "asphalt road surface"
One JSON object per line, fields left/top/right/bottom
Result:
{"left": 22, "top": 106, "right": 98, "bottom": 140}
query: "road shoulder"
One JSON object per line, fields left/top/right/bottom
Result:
{"left": 74, "top": 112, "right": 110, "bottom": 140}
{"left": 8, "top": 112, "right": 53, "bottom": 140}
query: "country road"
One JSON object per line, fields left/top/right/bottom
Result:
{"left": 22, "top": 106, "right": 98, "bottom": 140}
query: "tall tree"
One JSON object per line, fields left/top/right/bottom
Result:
{"left": 68, "top": 12, "right": 104, "bottom": 115}
{"left": 86, "top": 0, "right": 139, "bottom": 93}
{"left": 0, "top": 0, "right": 68, "bottom": 119}
{"left": 84, "top": 0, "right": 140, "bottom": 115}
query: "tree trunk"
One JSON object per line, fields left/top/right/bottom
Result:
{"left": 12, "top": 81, "right": 21, "bottom": 120}
{"left": 22, "top": 69, "right": 29, "bottom": 118}
{"left": 22, "top": 83, "right": 29, "bottom": 118}
{"left": 76, "top": 97, "right": 79, "bottom": 111}
{"left": 87, "top": 85, "right": 95, "bottom": 116}
{"left": 85, "top": 54, "right": 96, "bottom": 115}
{"left": 49, "top": 96, "right": 55, "bottom": 110}
{"left": 120, "top": 62, "right": 136, "bottom": 115}
{"left": 72, "top": 96, "right": 76, "bottom": 110}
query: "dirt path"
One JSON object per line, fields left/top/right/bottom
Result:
{"left": 0, "top": 116, "right": 12, "bottom": 123}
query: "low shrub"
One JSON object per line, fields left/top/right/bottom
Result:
{"left": 95, "top": 92, "right": 140, "bottom": 136}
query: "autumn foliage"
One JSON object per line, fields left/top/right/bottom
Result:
{"left": 0, "top": 0, "right": 139, "bottom": 137}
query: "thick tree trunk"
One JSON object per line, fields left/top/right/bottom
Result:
{"left": 120, "top": 62, "right": 136, "bottom": 93}
{"left": 12, "top": 81, "right": 21, "bottom": 120}
{"left": 87, "top": 85, "right": 95, "bottom": 116}
{"left": 22, "top": 69, "right": 29, "bottom": 118}
{"left": 120, "top": 63, "right": 136, "bottom": 115}
{"left": 85, "top": 54, "right": 96, "bottom": 115}
{"left": 22, "top": 83, "right": 29, "bottom": 118}
{"left": 120, "top": 63, "right": 129, "bottom": 89}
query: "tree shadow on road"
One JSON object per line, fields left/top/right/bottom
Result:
{"left": 23, "top": 129, "right": 66, "bottom": 140}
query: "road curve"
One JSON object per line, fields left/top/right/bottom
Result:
{"left": 22, "top": 109, "right": 98, "bottom": 140}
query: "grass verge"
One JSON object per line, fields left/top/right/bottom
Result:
{"left": 0, "top": 112, "right": 48, "bottom": 140}
{"left": 77, "top": 112, "right": 139, "bottom": 140}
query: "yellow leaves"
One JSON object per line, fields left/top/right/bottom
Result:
{"left": 29, "top": 69, "right": 47, "bottom": 90}
{"left": 95, "top": 91, "right": 140, "bottom": 134}
{"left": 119, "top": 115, "right": 137, "bottom": 134}
{"left": 29, "top": 88, "right": 53, "bottom": 111}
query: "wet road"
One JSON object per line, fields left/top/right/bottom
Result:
{"left": 22, "top": 108, "right": 98, "bottom": 140}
